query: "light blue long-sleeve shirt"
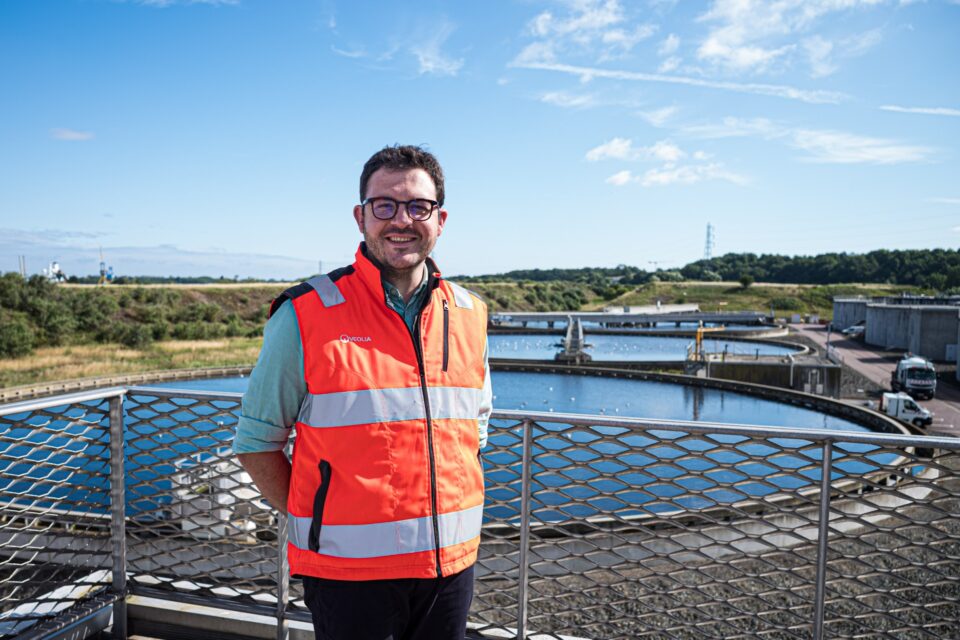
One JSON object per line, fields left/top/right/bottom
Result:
{"left": 233, "top": 275, "right": 492, "bottom": 454}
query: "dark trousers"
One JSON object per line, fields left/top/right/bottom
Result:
{"left": 302, "top": 565, "right": 475, "bottom": 640}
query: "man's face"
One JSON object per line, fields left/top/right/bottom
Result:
{"left": 353, "top": 168, "right": 447, "bottom": 276}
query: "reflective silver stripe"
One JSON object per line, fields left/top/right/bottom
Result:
{"left": 306, "top": 274, "right": 346, "bottom": 307}
{"left": 448, "top": 282, "right": 475, "bottom": 310}
{"left": 287, "top": 504, "right": 483, "bottom": 559}
{"left": 298, "top": 386, "right": 482, "bottom": 428}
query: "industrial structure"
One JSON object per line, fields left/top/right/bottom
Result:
{"left": 833, "top": 296, "right": 960, "bottom": 363}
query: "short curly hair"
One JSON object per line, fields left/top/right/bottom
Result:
{"left": 359, "top": 145, "right": 446, "bottom": 207}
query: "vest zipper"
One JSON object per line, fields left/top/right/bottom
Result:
{"left": 442, "top": 299, "right": 450, "bottom": 373}
{"left": 394, "top": 301, "right": 444, "bottom": 578}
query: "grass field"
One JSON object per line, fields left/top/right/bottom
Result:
{"left": 0, "top": 337, "right": 262, "bottom": 389}
{"left": 595, "top": 282, "right": 916, "bottom": 317}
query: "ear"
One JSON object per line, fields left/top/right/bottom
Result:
{"left": 436, "top": 207, "right": 448, "bottom": 236}
{"left": 353, "top": 204, "right": 365, "bottom": 233}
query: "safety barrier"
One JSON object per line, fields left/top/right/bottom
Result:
{"left": 2, "top": 387, "right": 959, "bottom": 639}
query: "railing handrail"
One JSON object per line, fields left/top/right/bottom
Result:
{"left": 494, "top": 408, "right": 960, "bottom": 450}
{"left": 5, "top": 386, "right": 959, "bottom": 450}
{"left": 0, "top": 386, "right": 127, "bottom": 417}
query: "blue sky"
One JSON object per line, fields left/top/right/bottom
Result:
{"left": 1, "top": 0, "right": 958, "bottom": 279}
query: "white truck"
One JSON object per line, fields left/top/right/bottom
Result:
{"left": 890, "top": 355, "right": 937, "bottom": 400}
{"left": 880, "top": 392, "right": 933, "bottom": 428}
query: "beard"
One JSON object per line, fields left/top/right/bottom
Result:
{"left": 361, "top": 221, "right": 434, "bottom": 280}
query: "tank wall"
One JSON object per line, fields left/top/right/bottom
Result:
{"left": 907, "top": 308, "right": 959, "bottom": 362}
{"left": 832, "top": 299, "right": 868, "bottom": 329}
{"left": 865, "top": 305, "right": 911, "bottom": 349}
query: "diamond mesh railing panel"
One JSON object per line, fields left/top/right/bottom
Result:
{"left": 121, "top": 388, "right": 282, "bottom": 612}
{"left": 0, "top": 396, "right": 116, "bottom": 639}
{"left": 3, "top": 388, "right": 960, "bottom": 640}
{"left": 816, "top": 440, "right": 960, "bottom": 638}
{"left": 495, "top": 415, "right": 960, "bottom": 640}
{"left": 471, "top": 417, "right": 526, "bottom": 636}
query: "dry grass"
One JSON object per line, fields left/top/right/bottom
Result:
{"left": 0, "top": 338, "right": 263, "bottom": 389}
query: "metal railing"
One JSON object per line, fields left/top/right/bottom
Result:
{"left": 2, "top": 387, "right": 960, "bottom": 639}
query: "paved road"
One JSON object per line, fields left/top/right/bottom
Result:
{"left": 794, "top": 324, "right": 960, "bottom": 438}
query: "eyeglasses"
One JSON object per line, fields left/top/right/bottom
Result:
{"left": 362, "top": 197, "right": 439, "bottom": 221}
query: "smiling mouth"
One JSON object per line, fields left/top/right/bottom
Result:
{"left": 385, "top": 235, "right": 418, "bottom": 245}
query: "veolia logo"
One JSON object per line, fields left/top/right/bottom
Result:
{"left": 340, "top": 334, "right": 372, "bottom": 344}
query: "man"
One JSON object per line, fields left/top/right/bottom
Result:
{"left": 235, "top": 145, "right": 491, "bottom": 640}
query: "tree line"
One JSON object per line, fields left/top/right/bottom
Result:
{"left": 458, "top": 248, "right": 959, "bottom": 292}
{"left": 0, "top": 274, "right": 270, "bottom": 358}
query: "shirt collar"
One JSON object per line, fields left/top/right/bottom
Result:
{"left": 353, "top": 242, "right": 442, "bottom": 305}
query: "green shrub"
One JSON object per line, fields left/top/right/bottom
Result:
{"left": 70, "top": 290, "right": 120, "bottom": 332}
{"left": 27, "top": 297, "right": 76, "bottom": 346}
{"left": 0, "top": 311, "right": 35, "bottom": 358}
{"left": 172, "top": 321, "right": 227, "bottom": 340}
{"left": 770, "top": 296, "right": 804, "bottom": 311}
{"left": 150, "top": 322, "right": 170, "bottom": 341}
{"left": 657, "top": 271, "right": 685, "bottom": 282}
{"left": 117, "top": 324, "right": 154, "bottom": 349}
{"left": 178, "top": 302, "right": 221, "bottom": 323}
{"left": 0, "top": 273, "right": 25, "bottom": 310}
{"left": 739, "top": 274, "right": 755, "bottom": 289}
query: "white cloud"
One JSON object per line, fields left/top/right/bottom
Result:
{"left": 586, "top": 138, "right": 685, "bottom": 162}
{"left": 696, "top": 0, "right": 886, "bottom": 74}
{"left": 682, "top": 116, "right": 785, "bottom": 139}
{"left": 522, "top": 0, "right": 657, "bottom": 63}
{"left": 637, "top": 105, "right": 678, "bottom": 127}
{"left": 803, "top": 36, "right": 836, "bottom": 78}
{"left": 529, "top": 1, "right": 624, "bottom": 38}
{"left": 649, "top": 140, "right": 685, "bottom": 162}
{"left": 698, "top": 38, "right": 794, "bottom": 73}
{"left": 803, "top": 29, "right": 882, "bottom": 78}
{"left": 606, "top": 170, "right": 634, "bottom": 186}
{"left": 658, "top": 33, "right": 680, "bottom": 56}
{"left": 601, "top": 24, "right": 658, "bottom": 51}
{"left": 658, "top": 56, "right": 681, "bottom": 72}
{"left": 604, "top": 164, "right": 747, "bottom": 187}
{"left": 540, "top": 91, "right": 598, "bottom": 109}
{"left": 410, "top": 22, "right": 464, "bottom": 76}
{"left": 684, "top": 116, "right": 935, "bottom": 164}
{"left": 51, "top": 128, "right": 94, "bottom": 141}
{"left": 927, "top": 197, "right": 960, "bottom": 205}
{"left": 590, "top": 138, "right": 746, "bottom": 187}
{"left": 881, "top": 105, "right": 960, "bottom": 117}
{"left": 639, "top": 163, "right": 748, "bottom": 187}
{"left": 586, "top": 137, "right": 637, "bottom": 161}
{"left": 790, "top": 129, "right": 933, "bottom": 164}
{"left": 512, "top": 60, "right": 845, "bottom": 104}
{"left": 331, "top": 45, "right": 366, "bottom": 59}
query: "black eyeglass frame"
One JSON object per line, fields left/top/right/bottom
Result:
{"left": 360, "top": 197, "right": 439, "bottom": 221}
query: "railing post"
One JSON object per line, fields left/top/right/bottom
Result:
{"left": 109, "top": 394, "right": 128, "bottom": 639}
{"left": 276, "top": 512, "right": 290, "bottom": 640}
{"left": 813, "top": 439, "right": 833, "bottom": 640}
{"left": 516, "top": 419, "right": 534, "bottom": 640}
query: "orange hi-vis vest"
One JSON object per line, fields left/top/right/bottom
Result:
{"left": 272, "top": 245, "right": 488, "bottom": 581}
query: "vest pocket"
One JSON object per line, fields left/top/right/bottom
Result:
{"left": 308, "top": 459, "right": 332, "bottom": 553}
{"left": 442, "top": 299, "right": 450, "bottom": 372}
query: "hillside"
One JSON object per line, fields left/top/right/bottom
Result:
{"left": 0, "top": 273, "right": 922, "bottom": 388}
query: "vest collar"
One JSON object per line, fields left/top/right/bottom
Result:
{"left": 354, "top": 243, "right": 442, "bottom": 306}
